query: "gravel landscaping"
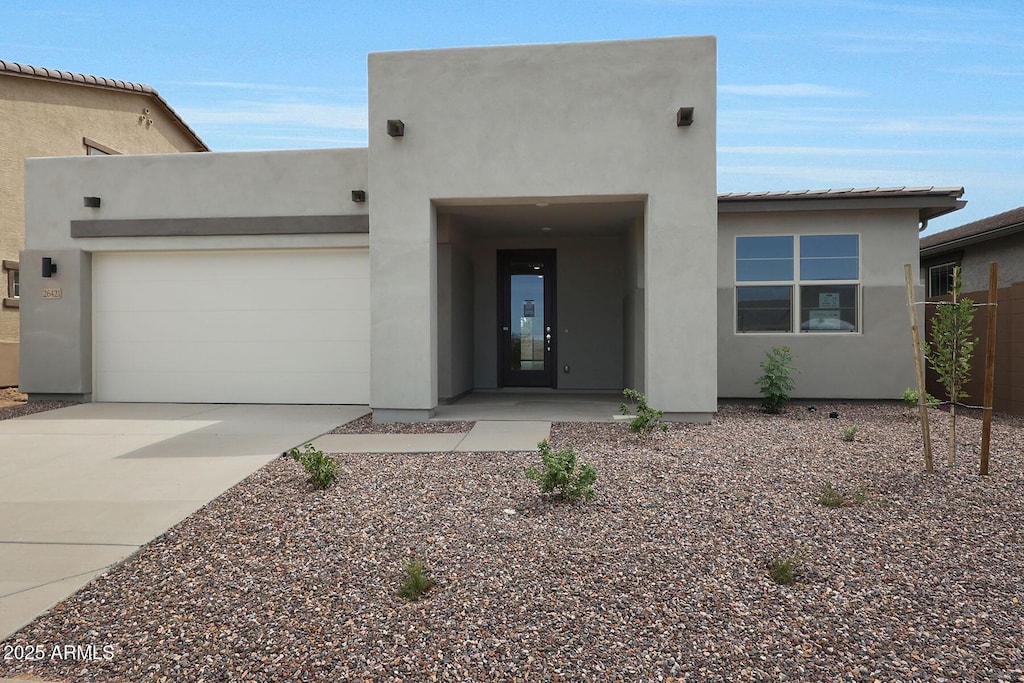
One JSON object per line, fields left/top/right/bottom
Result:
{"left": 2, "top": 402, "right": 1023, "bottom": 682}
{"left": 0, "top": 388, "right": 78, "bottom": 421}
{"left": 330, "top": 414, "right": 476, "bottom": 434}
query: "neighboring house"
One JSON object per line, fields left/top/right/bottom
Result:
{"left": 18, "top": 37, "right": 966, "bottom": 421}
{"left": 0, "top": 60, "right": 207, "bottom": 387}
{"left": 920, "top": 206, "right": 1024, "bottom": 414}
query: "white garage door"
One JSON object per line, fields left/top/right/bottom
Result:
{"left": 93, "top": 249, "right": 370, "bottom": 404}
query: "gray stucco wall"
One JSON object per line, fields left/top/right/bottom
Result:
{"left": 623, "top": 217, "right": 645, "bottom": 391}
{"left": 437, "top": 237, "right": 476, "bottom": 401}
{"left": 21, "top": 149, "right": 369, "bottom": 398}
{"left": 959, "top": 232, "right": 1024, "bottom": 291}
{"left": 717, "top": 208, "right": 920, "bottom": 399}
{"left": 368, "top": 36, "right": 717, "bottom": 417}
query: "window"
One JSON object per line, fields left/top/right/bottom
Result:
{"left": 2, "top": 260, "right": 18, "bottom": 309}
{"left": 83, "top": 137, "right": 120, "bottom": 156}
{"left": 735, "top": 234, "right": 859, "bottom": 333}
{"left": 928, "top": 262, "right": 957, "bottom": 297}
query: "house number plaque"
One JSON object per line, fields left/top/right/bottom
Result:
{"left": 43, "top": 288, "right": 62, "bottom": 299}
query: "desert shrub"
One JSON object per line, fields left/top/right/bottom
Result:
{"left": 768, "top": 552, "right": 801, "bottom": 585}
{"left": 901, "top": 387, "right": 940, "bottom": 409}
{"left": 619, "top": 388, "right": 668, "bottom": 433}
{"left": 525, "top": 439, "right": 598, "bottom": 503}
{"left": 818, "top": 481, "right": 845, "bottom": 507}
{"left": 288, "top": 443, "right": 337, "bottom": 489}
{"left": 399, "top": 559, "right": 435, "bottom": 601}
{"left": 756, "top": 346, "right": 796, "bottom": 414}
{"left": 841, "top": 425, "right": 858, "bottom": 442}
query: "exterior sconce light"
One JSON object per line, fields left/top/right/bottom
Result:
{"left": 42, "top": 257, "right": 57, "bottom": 278}
{"left": 386, "top": 119, "right": 405, "bottom": 137}
{"left": 83, "top": 196, "right": 101, "bottom": 208}
{"left": 351, "top": 190, "right": 367, "bottom": 202}
{"left": 676, "top": 107, "right": 694, "bottom": 127}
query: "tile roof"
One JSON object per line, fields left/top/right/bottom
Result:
{"left": 920, "top": 205, "right": 1024, "bottom": 252}
{"left": 718, "top": 186, "right": 965, "bottom": 201}
{"left": 0, "top": 59, "right": 208, "bottom": 151}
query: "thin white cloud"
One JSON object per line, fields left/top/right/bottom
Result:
{"left": 943, "top": 65, "right": 1024, "bottom": 78}
{"left": 823, "top": 29, "right": 1020, "bottom": 53}
{"left": 719, "top": 145, "right": 1024, "bottom": 158}
{"left": 858, "top": 115, "right": 1024, "bottom": 136}
{"left": 172, "top": 80, "right": 343, "bottom": 95}
{"left": 718, "top": 107, "right": 1024, "bottom": 138}
{"left": 179, "top": 102, "right": 368, "bottom": 131}
{"left": 719, "top": 83, "right": 864, "bottom": 97}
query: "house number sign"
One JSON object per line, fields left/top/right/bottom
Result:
{"left": 43, "top": 288, "right": 62, "bottom": 299}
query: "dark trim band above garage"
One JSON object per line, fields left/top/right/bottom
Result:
{"left": 70, "top": 214, "right": 369, "bottom": 238}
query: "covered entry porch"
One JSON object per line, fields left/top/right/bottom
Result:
{"left": 435, "top": 196, "right": 646, "bottom": 405}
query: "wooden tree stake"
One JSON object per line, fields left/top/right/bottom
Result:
{"left": 949, "top": 267, "right": 959, "bottom": 468}
{"left": 980, "top": 261, "right": 998, "bottom": 475}
{"left": 904, "top": 264, "right": 933, "bottom": 473}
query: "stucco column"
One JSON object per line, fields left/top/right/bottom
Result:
{"left": 19, "top": 248, "right": 92, "bottom": 399}
{"left": 367, "top": 203, "right": 438, "bottom": 421}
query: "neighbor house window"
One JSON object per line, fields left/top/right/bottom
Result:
{"left": 83, "top": 137, "right": 120, "bottom": 156}
{"left": 736, "top": 234, "right": 859, "bottom": 333}
{"left": 928, "top": 262, "right": 957, "bottom": 297}
{"left": 2, "top": 260, "right": 18, "bottom": 309}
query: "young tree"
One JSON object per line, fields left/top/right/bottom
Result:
{"left": 924, "top": 268, "right": 977, "bottom": 467}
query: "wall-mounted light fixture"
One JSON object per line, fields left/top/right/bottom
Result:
{"left": 42, "top": 257, "right": 57, "bottom": 278}
{"left": 676, "top": 107, "right": 695, "bottom": 127}
{"left": 83, "top": 196, "right": 101, "bottom": 208}
{"left": 386, "top": 119, "right": 405, "bottom": 137}
{"left": 351, "top": 190, "right": 367, "bottom": 202}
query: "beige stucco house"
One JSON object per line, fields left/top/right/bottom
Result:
{"left": 18, "top": 37, "right": 966, "bottom": 421}
{"left": 0, "top": 60, "right": 207, "bottom": 386}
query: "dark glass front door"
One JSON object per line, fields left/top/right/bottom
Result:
{"left": 498, "top": 249, "right": 556, "bottom": 388}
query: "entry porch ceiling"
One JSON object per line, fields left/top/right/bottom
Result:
{"left": 435, "top": 196, "right": 645, "bottom": 237}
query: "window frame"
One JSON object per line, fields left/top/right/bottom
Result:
{"left": 83, "top": 137, "right": 121, "bottom": 156}
{"left": 734, "top": 233, "right": 861, "bottom": 335}
{"left": 3, "top": 259, "right": 19, "bottom": 309}
{"left": 927, "top": 261, "right": 958, "bottom": 298}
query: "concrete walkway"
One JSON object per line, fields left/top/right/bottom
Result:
{"left": 0, "top": 402, "right": 366, "bottom": 641}
{"left": 310, "top": 419, "right": 552, "bottom": 454}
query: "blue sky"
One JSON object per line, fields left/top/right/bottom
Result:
{"left": 3, "top": 1, "right": 1021, "bottom": 234}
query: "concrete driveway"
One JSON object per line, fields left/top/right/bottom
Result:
{"left": 0, "top": 402, "right": 367, "bottom": 640}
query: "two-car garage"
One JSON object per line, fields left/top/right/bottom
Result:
{"left": 91, "top": 249, "right": 370, "bottom": 404}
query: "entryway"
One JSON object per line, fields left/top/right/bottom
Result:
{"left": 434, "top": 196, "right": 646, "bottom": 402}
{"left": 498, "top": 249, "right": 556, "bottom": 388}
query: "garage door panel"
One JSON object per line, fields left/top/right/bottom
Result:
{"left": 93, "top": 250, "right": 370, "bottom": 404}
{"left": 97, "top": 370, "right": 369, "bottom": 404}
{"left": 96, "top": 279, "right": 369, "bottom": 314}
{"left": 96, "top": 340, "right": 371, "bottom": 374}
{"left": 94, "top": 250, "right": 371, "bottom": 282}
{"left": 95, "top": 309, "right": 371, "bottom": 344}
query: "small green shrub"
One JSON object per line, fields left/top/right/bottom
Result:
{"left": 399, "top": 559, "right": 435, "bottom": 601}
{"left": 756, "top": 346, "right": 796, "bottom": 414}
{"left": 818, "top": 481, "right": 845, "bottom": 507}
{"left": 901, "top": 387, "right": 940, "bottom": 409}
{"left": 768, "top": 552, "right": 801, "bottom": 585}
{"left": 619, "top": 388, "right": 668, "bottom": 433}
{"left": 525, "top": 439, "right": 598, "bottom": 503}
{"left": 288, "top": 443, "right": 337, "bottom": 489}
{"left": 841, "top": 425, "right": 858, "bottom": 442}
{"left": 853, "top": 486, "right": 870, "bottom": 506}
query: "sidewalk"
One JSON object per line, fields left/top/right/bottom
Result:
{"left": 310, "top": 420, "right": 552, "bottom": 454}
